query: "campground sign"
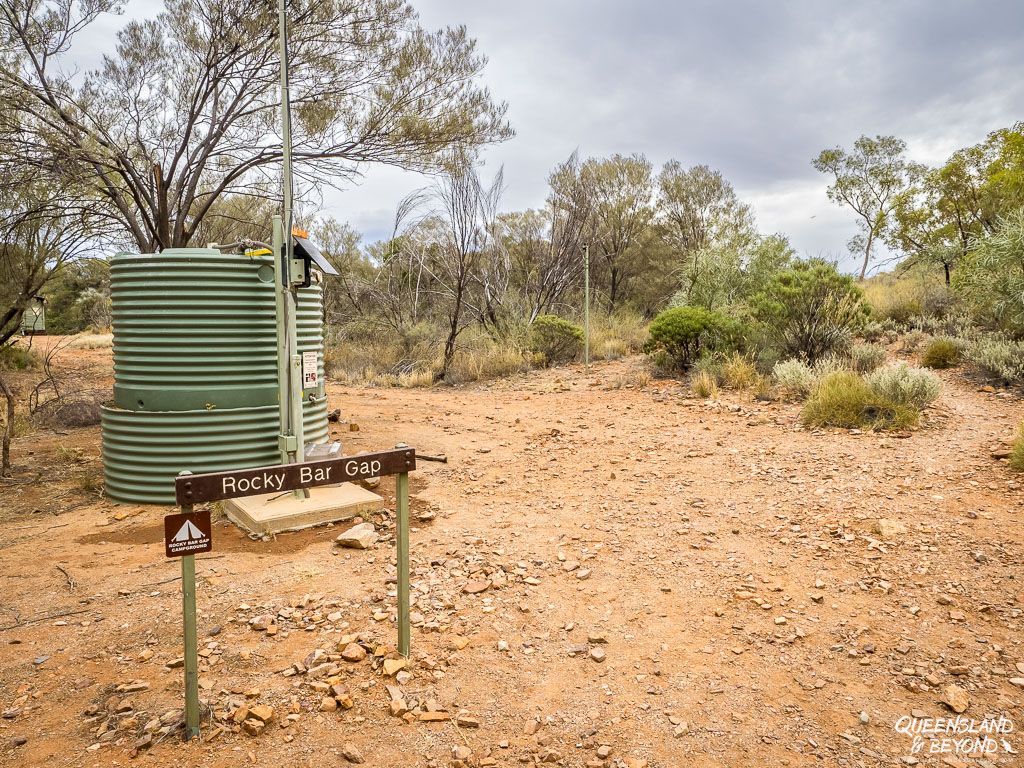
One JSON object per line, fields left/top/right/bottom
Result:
{"left": 163, "top": 509, "right": 212, "bottom": 558}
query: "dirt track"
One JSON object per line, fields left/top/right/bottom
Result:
{"left": 1, "top": 348, "right": 1023, "bottom": 768}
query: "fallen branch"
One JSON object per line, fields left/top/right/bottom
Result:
{"left": 56, "top": 564, "right": 74, "bottom": 591}
{"left": 0, "top": 607, "right": 90, "bottom": 631}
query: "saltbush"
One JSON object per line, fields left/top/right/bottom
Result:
{"left": 921, "top": 337, "right": 961, "bottom": 369}
{"left": 1010, "top": 425, "right": 1024, "bottom": 473}
{"left": 752, "top": 260, "right": 870, "bottom": 363}
{"left": 865, "top": 363, "right": 942, "bottom": 408}
{"left": 849, "top": 343, "right": 887, "bottom": 373}
{"left": 529, "top": 315, "right": 584, "bottom": 366}
{"left": 964, "top": 334, "right": 1024, "bottom": 386}
{"left": 772, "top": 359, "right": 815, "bottom": 399}
{"left": 642, "top": 306, "right": 740, "bottom": 370}
{"left": 801, "top": 371, "right": 919, "bottom": 431}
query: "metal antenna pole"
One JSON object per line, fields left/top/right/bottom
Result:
{"left": 584, "top": 243, "right": 590, "bottom": 374}
{"left": 278, "top": 0, "right": 305, "bottom": 494}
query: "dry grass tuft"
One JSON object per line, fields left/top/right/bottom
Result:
{"left": 691, "top": 370, "right": 718, "bottom": 399}
{"left": 801, "top": 371, "right": 919, "bottom": 431}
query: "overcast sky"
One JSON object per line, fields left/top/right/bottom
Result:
{"left": 87, "top": 0, "right": 1024, "bottom": 272}
{"left": 331, "top": 0, "right": 1024, "bottom": 273}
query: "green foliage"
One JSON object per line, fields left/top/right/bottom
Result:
{"left": 813, "top": 135, "right": 921, "bottom": 279}
{"left": 3, "top": 0, "right": 512, "bottom": 252}
{"left": 44, "top": 258, "right": 111, "bottom": 333}
{"left": 954, "top": 208, "right": 1024, "bottom": 336}
{"left": 860, "top": 262, "right": 952, "bottom": 326}
{"left": 0, "top": 345, "right": 39, "bottom": 370}
{"left": 529, "top": 315, "right": 583, "bottom": 366}
{"left": 964, "top": 333, "right": 1024, "bottom": 385}
{"left": 751, "top": 260, "right": 870, "bottom": 363}
{"left": 671, "top": 234, "right": 795, "bottom": 311}
{"left": 772, "top": 359, "right": 815, "bottom": 399}
{"left": 1010, "top": 425, "right": 1024, "bottom": 473}
{"left": 864, "top": 363, "right": 942, "bottom": 407}
{"left": 580, "top": 154, "right": 656, "bottom": 312}
{"left": 801, "top": 371, "right": 919, "bottom": 431}
{"left": 642, "top": 306, "right": 740, "bottom": 370}
{"left": 921, "top": 337, "right": 961, "bottom": 368}
{"left": 849, "top": 343, "right": 887, "bottom": 373}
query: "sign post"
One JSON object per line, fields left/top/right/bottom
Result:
{"left": 163, "top": 477, "right": 213, "bottom": 741}
{"left": 172, "top": 446, "right": 417, "bottom": 666}
{"left": 180, "top": 535, "right": 199, "bottom": 740}
{"left": 396, "top": 471, "right": 410, "bottom": 657}
{"left": 584, "top": 243, "right": 590, "bottom": 374}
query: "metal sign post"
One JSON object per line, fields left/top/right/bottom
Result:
{"left": 584, "top": 243, "right": 590, "bottom": 374}
{"left": 396, "top": 471, "right": 410, "bottom": 656}
{"left": 163, "top": 476, "right": 213, "bottom": 742}
{"left": 180, "top": 530, "right": 199, "bottom": 740}
{"left": 173, "top": 447, "right": 416, "bottom": 658}
{"left": 276, "top": 0, "right": 306, "bottom": 498}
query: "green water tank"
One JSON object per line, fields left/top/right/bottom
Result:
{"left": 21, "top": 296, "right": 45, "bottom": 335}
{"left": 101, "top": 249, "right": 329, "bottom": 505}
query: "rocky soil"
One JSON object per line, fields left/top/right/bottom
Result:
{"left": 1, "top": 347, "right": 1023, "bottom": 768}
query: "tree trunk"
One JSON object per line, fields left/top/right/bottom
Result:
{"left": 943, "top": 262, "right": 951, "bottom": 285}
{"left": 860, "top": 230, "right": 873, "bottom": 281}
{"left": 0, "top": 372, "right": 14, "bottom": 477}
{"left": 607, "top": 267, "right": 619, "bottom": 313}
{"left": 440, "top": 287, "right": 464, "bottom": 380}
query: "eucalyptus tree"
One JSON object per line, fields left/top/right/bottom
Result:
{"left": 580, "top": 153, "right": 654, "bottom": 312}
{"left": 0, "top": 0, "right": 512, "bottom": 252}
{"left": 407, "top": 158, "right": 502, "bottom": 378}
{"left": 813, "top": 135, "right": 922, "bottom": 280}
{"left": 0, "top": 174, "right": 99, "bottom": 476}
{"left": 890, "top": 123, "right": 1024, "bottom": 284}
{"left": 657, "top": 162, "right": 755, "bottom": 256}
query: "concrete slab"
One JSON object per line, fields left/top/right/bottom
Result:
{"left": 223, "top": 483, "right": 383, "bottom": 535}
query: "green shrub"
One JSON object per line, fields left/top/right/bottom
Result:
{"left": 642, "top": 306, "right": 740, "bottom": 370}
{"left": 865, "top": 363, "right": 942, "bottom": 407}
{"left": 901, "top": 329, "right": 928, "bottom": 352}
{"left": 849, "top": 343, "right": 887, "bottom": 373}
{"left": 773, "top": 359, "right": 815, "bottom": 399}
{"left": 751, "top": 259, "right": 870, "bottom": 363}
{"left": 1010, "top": 425, "right": 1024, "bottom": 473}
{"left": 529, "top": 315, "right": 583, "bottom": 367}
{"left": 964, "top": 334, "right": 1024, "bottom": 386}
{"left": 921, "top": 337, "right": 961, "bottom": 369}
{"left": 860, "top": 319, "right": 885, "bottom": 342}
{"left": 954, "top": 208, "right": 1024, "bottom": 337}
{"left": 801, "top": 371, "right": 919, "bottom": 430}
{"left": 0, "top": 345, "right": 39, "bottom": 370}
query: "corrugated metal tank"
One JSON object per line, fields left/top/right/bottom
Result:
{"left": 21, "top": 297, "right": 45, "bottom": 335}
{"left": 101, "top": 248, "right": 328, "bottom": 505}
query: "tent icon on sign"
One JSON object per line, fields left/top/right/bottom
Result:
{"left": 172, "top": 520, "right": 205, "bottom": 543}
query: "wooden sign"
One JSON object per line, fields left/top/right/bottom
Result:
{"left": 174, "top": 447, "right": 416, "bottom": 505}
{"left": 164, "top": 509, "right": 212, "bottom": 558}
